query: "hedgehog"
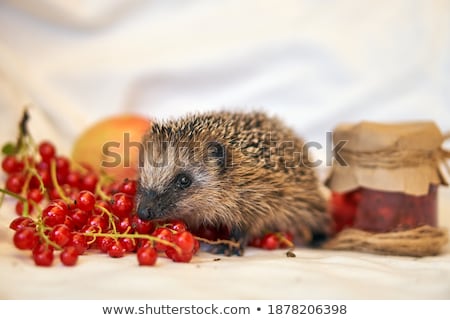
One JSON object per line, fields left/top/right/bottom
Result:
{"left": 136, "top": 111, "right": 331, "bottom": 255}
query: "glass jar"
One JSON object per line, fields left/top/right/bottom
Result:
{"left": 330, "top": 186, "right": 437, "bottom": 233}
{"left": 326, "top": 121, "right": 447, "bottom": 234}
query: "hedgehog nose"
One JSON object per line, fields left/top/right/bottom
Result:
{"left": 137, "top": 189, "right": 157, "bottom": 220}
{"left": 138, "top": 207, "right": 166, "bottom": 220}
{"left": 137, "top": 204, "right": 152, "bottom": 220}
{"left": 137, "top": 201, "right": 163, "bottom": 220}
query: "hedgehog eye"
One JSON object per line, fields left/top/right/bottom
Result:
{"left": 175, "top": 173, "right": 192, "bottom": 189}
{"left": 206, "top": 141, "right": 225, "bottom": 167}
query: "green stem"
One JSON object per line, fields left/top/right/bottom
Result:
{"left": 36, "top": 218, "right": 62, "bottom": 250}
{"left": 50, "top": 159, "right": 72, "bottom": 203}
{"left": 94, "top": 204, "right": 118, "bottom": 234}
{"left": 0, "top": 187, "right": 27, "bottom": 202}
{"left": 0, "top": 188, "right": 31, "bottom": 218}
{"left": 27, "top": 167, "right": 46, "bottom": 194}
{"left": 95, "top": 182, "right": 111, "bottom": 201}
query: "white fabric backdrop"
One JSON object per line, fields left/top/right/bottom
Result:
{"left": 0, "top": 0, "right": 449, "bottom": 299}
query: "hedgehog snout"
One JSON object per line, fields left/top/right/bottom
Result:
{"left": 137, "top": 189, "right": 170, "bottom": 220}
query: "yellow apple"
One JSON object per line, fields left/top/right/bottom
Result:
{"left": 71, "top": 114, "right": 151, "bottom": 181}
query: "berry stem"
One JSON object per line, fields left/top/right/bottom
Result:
{"left": 276, "top": 232, "right": 295, "bottom": 248}
{"left": 15, "top": 109, "right": 38, "bottom": 159}
{"left": 95, "top": 182, "right": 111, "bottom": 202}
{"left": 15, "top": 109, "right": 30, "bottom": 154}
{"left": 79, "top": 231, "right": 183, "bottom": 254}
{"left": 194, "top": 236, "right": 241, "bottom": 249}
{"left": 0, "top": 187, "right": 30, "bottom": 217}
{"left": 0, "top": 187, "right": 27, "bottom": 202}
{"left": 49, "top": 159, "right": 71, "bottom": 203}
{"left": 94, "top": 204, "right": 118, "bottom": 234}
{"left": 36, "top": 218, "right": 62, "bottom": 250}
{"left": 0, "top": 187, "right": 42, "bottom": 217}
{"left": 26, "top": 167, "right": 46, "bottom": 194}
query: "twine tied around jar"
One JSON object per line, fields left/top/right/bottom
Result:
{"left": 322, "top": 225, "right": 448, "bottom": 257}
{"left": 338, "top": 132, "right": 450, "bottom": 171}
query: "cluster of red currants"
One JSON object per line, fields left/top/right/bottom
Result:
{"left": 2, "top": 140, "right": 199, "bottom": 266}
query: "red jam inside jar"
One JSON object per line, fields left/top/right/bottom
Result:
{"left": 330, "top": 185, "right": 437, "bottom": 233}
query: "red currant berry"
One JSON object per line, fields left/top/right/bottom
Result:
{"left": 35, "top": 160, "right": 49, "bottom": 172}
{"left": 192, "top": 238, "right": 200, "bottom": 254}
{"left": 98, "top": 237, "right": 115, "bottom": 253}
{"left": 5, "top": 172, "right": 25, "bottom": 194}
{"left": 47, "top": 185, "right": 73, "bottom": 201}
{"left": 152, "top": 227, "right": 174, "bottom": 252}
{"left": 165, "top": 247, "right": 193, "bottom": 263}
{"left": 87, "top": 214, "right": 109, "bottom": 231}
{"left": 173, "top": 231, "right": 195, "bottom": 253}
{"left": 260, "top": 233, "right": 280, "bottom": 250}
{"left": 66, "top": 171, "right": 81, "bottom": 188}
{"left": 63, "top": 215, "right": 75, "bottom": 230}
{"left": 60, "top": 246, "right": 79, "bottom": 266}
{"left": 137, "top": 238, "right": 152, "bottom": 249}
{"left": 116, "top": 217, "right": 134, "bottom": 233}
{"left": 27, "top": 188, "right": 45, "bottom": 203}
{"left": 49, "top": 224, "right": 73, "bottom": 247}
{"left": 93, "top": 200, "right": 112, "bottom": 216}
{"left": 168, "top": 220, "right": 187, "bottom": 233}
{"left": 119, "top": 237, "right": 136, "bottom": 252}
{"left": 55, "top": 156, "right": 70, "bottom": 175}
{"left": 70, "top": 208, "right": 90, "bottom": 230}
{"left": 137, "top": 246, "right": 158, "bottom": 266}
{"left": 53, "top": 199, "right": 69, "bottom": 210}
{"left": 42, "top": 202, "right": 68, "bottom": 227}
{"left": 248, "top": 237, "right": 262, "bottom": 248}
{"left": 132, "top": 216, "right": 154, "bottom": 234}
{"left": 80, "top": 225, "right": 101, "bottom": 243}
{"left": 103, "top": 181, "right": 122, "bottom": 196}
{"left": 32, "top": 243, "right": 54, "bottom": 266}
{"left": 2, "top": 155, "right": 24, "bottom": 174}
{"left": 116, "top": 217, "right": 131, "bottom": 233}
{"left": 38, "top": 141, "right": 56, "bottom": 163}
{"left": 75, "top": 190, "right": 96, "bottom": 211}
{"left": 9, "top": 216, "right": 35, "bottom": 231}
{"left": 110, "top": 193, "right": 134, "bottom": 219}
{"left": 36, "top": 168, "right": 52, "bottom": 187}
{"left": 15, "top": 201, "right": 34, "bottom": 216}
{"left": 192, "top": 225, "right": 219, "bottom": 241}
{"left": 108, "top": 241, "right": 126, "bottom": 258}
{"left": 119, "top": 179, "right": 137, "bottom": 196}
{"left": 81, "top": 173, "right": 98, "bottom": 192}
{"left": 13, "top": 227, "right": 38, "bottom": 250}
{"left": 68, "top": 234, "right": 88, "bottom": 255}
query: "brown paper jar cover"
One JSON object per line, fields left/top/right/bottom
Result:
{"left": 326, "top": 121, "right": 449, "bottom": 233}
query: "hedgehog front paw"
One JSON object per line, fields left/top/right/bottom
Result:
{"left": 200, "top": 228, "right": 247, "bottom": 256}
{"left": 201, "top": 242, "right": 244, "bottom": 256}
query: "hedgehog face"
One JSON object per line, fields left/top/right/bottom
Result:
{"left": 136, "top": 135, "right": 228, "bottom": 226}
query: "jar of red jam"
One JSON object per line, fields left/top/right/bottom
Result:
{"left": 326, "top": 121, "right": 448, "bottom": 233}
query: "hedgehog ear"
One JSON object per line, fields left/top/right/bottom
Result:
{"left": 206, "top": 141, "right": 226, "bottom": 168}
